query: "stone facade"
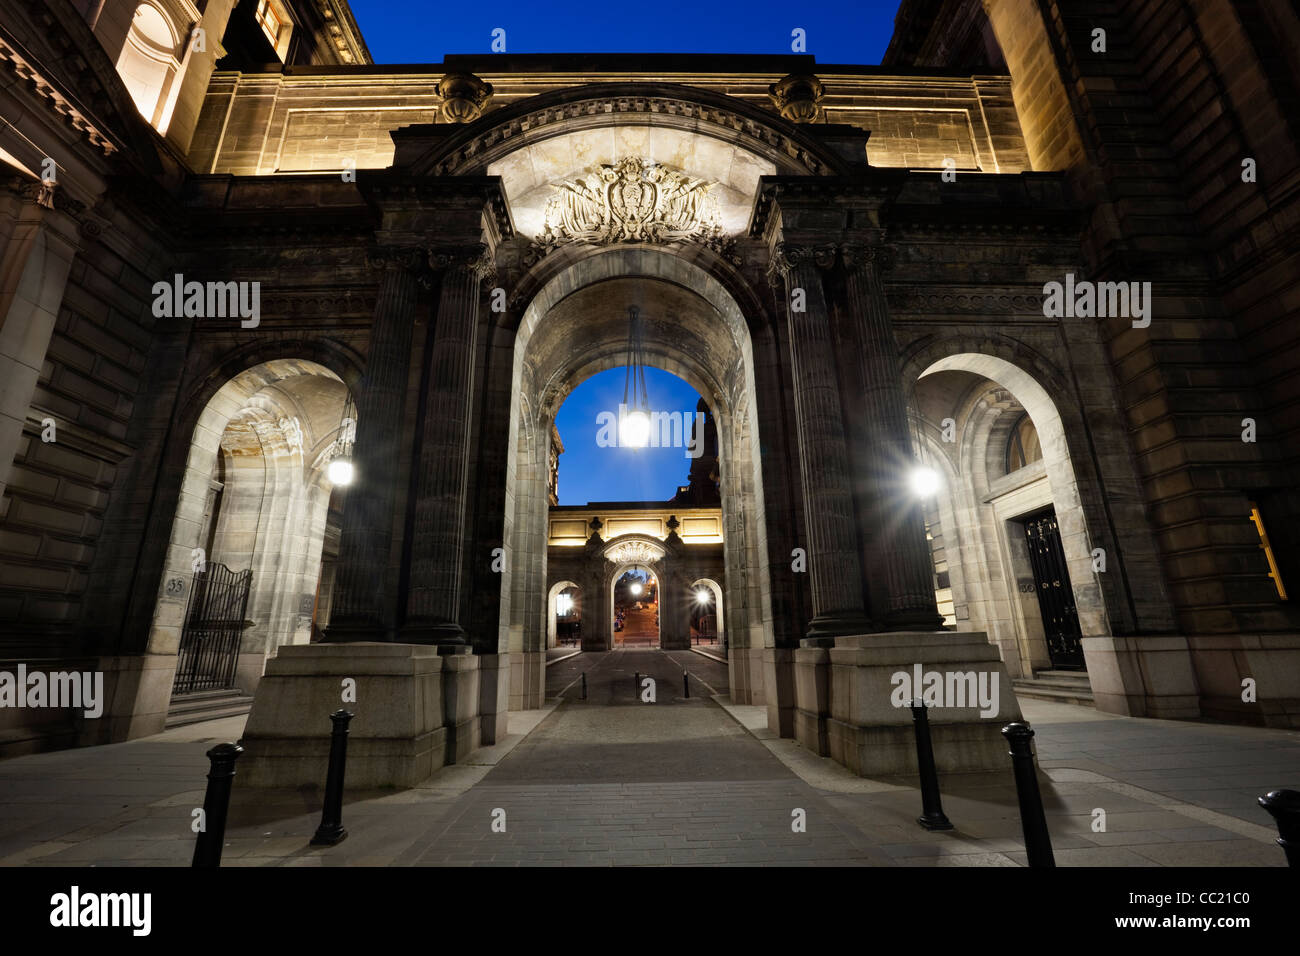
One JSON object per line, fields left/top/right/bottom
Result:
{"left": 2, "top": 0, "right": 1299, "bottom": 776}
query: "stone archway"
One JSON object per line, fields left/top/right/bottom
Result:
{"left": 147, "top": 358, "right": 353, "bottom": 698}
{"left": 499, "top": 247, "right": 776, "bottom": 710}
{"left": 546, "top": 579, "right": 581, "bottom": 649}
{"left": 689, "top": 577, "right": 724, "bottom": 644}
{"left": 910, "top": 352, "right": 1113, "bottom": 689}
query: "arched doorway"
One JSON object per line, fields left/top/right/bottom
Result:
{"left": 546, "top": 580, "right": 582, "bottom": 649}
{"left": 909, "top": 352, "right": 1111, "bottom": 683}
{"left": 689, "top": 577, "right": 724, "bottom": 648}
{"left": 611, "top": 567, "right": 659, "bottom": 647}
{"left": 499, "top": 249, "right": 776, "bottom": 709}
{"left": 148, "top": 359, "right": 354, "bottom": 699}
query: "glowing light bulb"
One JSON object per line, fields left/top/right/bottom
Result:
{"left": 629, "top": 581, "right": 643, "bottom": 596}
{"left": 909, "top": 466, "right": 940, "bottom": 498}
{"left": 695, "top": 589, "right": 710, "bottom": 603}
{"left": 327, "top": 458, "right": 354, "bottom": 486}
{"left": 621, "top": 409, "right": 651, "bottom": 448}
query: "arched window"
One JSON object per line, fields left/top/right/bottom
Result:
{"left": 116, "top": 4, "right": 181, "bottom": 131}
{"left": 1005, "top": 412, "right": 1043, "bottom": 473}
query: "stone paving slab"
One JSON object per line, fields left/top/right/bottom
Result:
{"left": 0, "top": 651, "right": 1294, "bottom": 866}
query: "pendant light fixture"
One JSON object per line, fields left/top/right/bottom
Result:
{"left": 620, "top": 305, "right": 651, "bottom": 448}
{"left": 326, "top": 391, "right": 356, "bottom": 487}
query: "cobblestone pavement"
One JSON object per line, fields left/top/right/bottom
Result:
{"left": 0, "top": 649, "right": 1295, "bottom": 866}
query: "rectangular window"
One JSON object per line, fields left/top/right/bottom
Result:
{"left": 1249, "top": 503, "right": 1288, "bottom": 600}
{"left": 255, "top": 0, "right": 281, "bottom": 47}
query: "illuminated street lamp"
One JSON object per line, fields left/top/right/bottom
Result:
{"left": 695, "top": 589, "right": 710, "bottom": 604}
{"left": 327, "top": 392, "right": 357, "bottom": 487}
{"left": 909, "top": 465, "right": 940, "bottom": 498}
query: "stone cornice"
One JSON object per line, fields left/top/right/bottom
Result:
{"left": 358, "top": 175, "right": 514, "bottom": 240}
{"left": 0, "top": 35, "right": 117, "bottom": 158}
{"left": 750, "top": 173, "right": 907, "bottom": 237}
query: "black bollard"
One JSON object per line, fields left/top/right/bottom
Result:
{"left": 580, "top": 672, "right": 588, "bottom": 700}
{"left": 1259, "top": 789, "right": 1300, "bottom": 867}
{"left": 1002, "top": 721, "right": 1055, "bottom": 867}
{"left": 311, "top": 709, "right": 353, "bottom": 846}
{"left": 192, "top": 741, "right": 243, "bottom": 868}
{"left": 683, "top": 672, "right": 690, "bottom": 699}
{"left": 910, "top": 702, "right": 953, "bottom": 830}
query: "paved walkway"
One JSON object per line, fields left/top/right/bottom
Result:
{"left": 0, "top": 649, "right": 1296, "bottom": 866}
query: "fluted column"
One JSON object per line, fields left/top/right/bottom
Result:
{"left": 770, "top": 243, "right": 873, "bottom": 639}
{"left": 840, "top": 243, "right": 942, "bottom": 628}
{"left": 403, "top": 244, "right": 494, "bottom": 646}
{"left": 325, "top": 250, "right": 423, "bottom": 641}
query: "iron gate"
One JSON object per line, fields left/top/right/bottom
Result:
{"left": 173, "top": 563, "right": 252, "bottom": 694}
{"left": 1023, "top": 510, "right": 1086, "bottom": 669}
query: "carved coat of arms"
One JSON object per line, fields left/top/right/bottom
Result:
{"left": 533, "top": 157, "right": 729, "bottom": 258}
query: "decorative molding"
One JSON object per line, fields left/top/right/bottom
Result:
{"left": 0, "top": 38, "right": 118, "bottom": 156}
{"left": 428, "top": 242, "right": 495, "bottom": 281}
{"left": 604, "top": 539, "right": 666, "bottom": 565}
{"left": 529, "top": 157, "right": 730, "bottom": 262}
{"left": 768, "top": 73, "right": 825, "bottom": 123}
{"left": 840, "top": 241, "right": 894, "bottom": 273}
{"left": 886, "top": 290, "right": 1044, "bottom": 314}
{"left": 436, "top": 72, "right": 493, "bottom": 123}
{"left": 767, "top": 241, "right": 838, "bottom": 283}
{"left": 424, "top": 91, "right": 841, "bottom": 178}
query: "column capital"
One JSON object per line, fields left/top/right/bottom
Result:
{"left": 767, "top": 241, "right": 839, "bottom": 284}
{"left": 839, "top": 240, "right": 895, "bottom": 274}
{"left": 366, "top": 244, "right": 433, "bottom": 284}
{"left": 427, "top": 242, "right": 496, "bottom": 285}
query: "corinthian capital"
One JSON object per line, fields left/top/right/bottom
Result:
{"left": 768, "top": 242, "right": 839, "bottom": 283}
{"left": 367, "top": 245, "right": 429, "bottom": 274}
{"left": 428, "top": 243, "right": 496, "bottom": 283}
{"left": 840, "top": 242, "right": 894, "bottom": 274}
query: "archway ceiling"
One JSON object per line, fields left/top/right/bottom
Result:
{"left": 487, "top": 126, "right": 777, "bottom": 240}
{"left": 526, "top": 276, "right": 740, "bottom": 420}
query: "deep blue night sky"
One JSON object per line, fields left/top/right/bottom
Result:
{"left": 344, "top": 0, "right": 902, "bottom": 504}
{"left": 348, "top": 0, "right": 902, "bottom": 65}
{"left": 554, "top": 368, "right": 703, "bottom": 506}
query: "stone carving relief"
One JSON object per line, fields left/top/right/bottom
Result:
{"left": 604, "top": 539, "right": 666, "bottom": 566}
{"left": 532, "top": 157, "right": 730, "bottom": 259}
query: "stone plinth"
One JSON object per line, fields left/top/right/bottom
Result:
{"left": 239, "top": 642, "right": 461, "bottom": 789}
{"left": 795, "top": 631, "right": 1022, "bottom": 776}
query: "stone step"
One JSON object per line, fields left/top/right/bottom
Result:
{"left": 165, "top": 690, "right": 255, "bottom": 728}
{"left": 1013, "top": 672, "right": 1095, "bottom": 707}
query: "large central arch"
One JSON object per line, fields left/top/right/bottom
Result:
{"left": 499, "top": 246, "right": 775, "bottom": 710}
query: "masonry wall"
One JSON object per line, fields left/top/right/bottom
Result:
{"left": 187, "top": 67, "right": 1031, "bottom": 175}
